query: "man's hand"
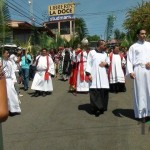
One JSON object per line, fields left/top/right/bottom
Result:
{"left": 99, "top": 62, "right": 107, "bottom": 67}
{"left": 130, "top": 73, "right": 136, "bottom": 79}
{"left": 145, "top": 62, "right": 150, "bottom": 69}
{"left": 88, "top": 75, "right": 92, "bottom": 81}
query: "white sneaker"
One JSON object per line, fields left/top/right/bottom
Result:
{"left": 19, "top": 94, "right": 23, "bottom": 97}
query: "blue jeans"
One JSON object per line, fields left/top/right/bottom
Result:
{"left": 21, "top": 68, "right": 29, "bottom": 90}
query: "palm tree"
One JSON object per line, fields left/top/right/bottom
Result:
{"left": 123, "top": 1, "right": 150, "bottom": 41}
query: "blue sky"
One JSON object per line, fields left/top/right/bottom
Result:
{"left": 9, "top": 0, "right": 150, "bottom": 39}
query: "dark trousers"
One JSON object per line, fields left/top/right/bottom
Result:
{"left": 21, "top": 68, "right": 29, "bottom": 90}
{"left": 109, "top": 83, "right": 126, "bottom": 93}
{"left": 90, "top": 88, "right": 109, "bottom": 111}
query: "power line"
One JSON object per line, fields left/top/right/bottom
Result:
{"left": 5, "top": 1, "right": 43, "bottom": 26}
{"left": 76, "top": 8, "right": 129, "bottom": 17}
{"left": 7, "top": 0, "right": 45, "bottom": 23}
{"left": 19, "top": 0, "right": 44, "bottom": 17}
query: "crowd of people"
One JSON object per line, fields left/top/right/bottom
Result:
{"left": 0, "top": 28, "right": 150, "bottom": 123}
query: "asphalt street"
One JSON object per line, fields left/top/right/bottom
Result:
{"left": 2, "top": 78, "right": 150, "bottom": 150}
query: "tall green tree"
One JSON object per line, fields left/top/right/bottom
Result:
{"left": 123, "top": 1, "right": 150, "bottom": 41}
{"left": 75, "top": 18, "right": 88, "bottom": 42}
{"left": 0, "top": 0, "right": 10, "bottom": 44}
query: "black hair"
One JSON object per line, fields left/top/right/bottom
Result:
{"left": 97, "top": 40, "right": 105, "bottom": 47}
{"left": 2, "top": 49, "right": 9, "bottom": 54}
{"left": 136, "top": 28, "right": 146, "bottom": 35}
{"left": 41, "top": 48, "right": 47, "bottom": 52}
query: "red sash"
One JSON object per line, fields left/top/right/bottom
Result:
{"left": 36, "top": 55, "right": 49, "bottom": 80}
{"left": 69, "top": 49, "right": 83, "bottom": 88}
{"left": 44, "top": 55, "right": 49, "bottom": 80}
{"left": 79, "top": 51, "right": 89, "bottom": 82}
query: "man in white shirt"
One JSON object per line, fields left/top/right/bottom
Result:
{"left": 86, "top": 40, "right": 110, "bottom": 117}
{"left": 1, "top": 50, "right": 21, "bottom": 115}
{"left": 10, "top": 50, "right": 23, "bottom": 97}
{"left": 126, "top": 29, "right": 150, "bottom": 122}
{"left": 31, "top": 48, "right": 55, "bottom": 97}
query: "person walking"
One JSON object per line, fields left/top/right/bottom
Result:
{"left": 108, "top": 45, "right": 126, "bottom": 93}
{"left": 31, "top": 48, "right": 55, "bottom": 97}
{"left": 1, "top": 50, "right": 21, "bottom": 115}
{"left": 126, "top": 28, "right": 150, "bottom": 122}
{"left": 9, "top": 49, "right": 23, "bottom": 97}
{"left": 76, "top": 45, "right": 90, "bottom": 93}
{"left": 86, "top": 40, "right": 110, "bottom": 117}
{"left": 21, "top": 49, "right": 31, "bottom": 91}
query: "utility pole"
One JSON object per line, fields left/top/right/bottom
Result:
{"left": 28, "top": 0, "right": 34, "bottom": 25}
{"left": 28, "top": 0, "right": 35, "bottom": 51}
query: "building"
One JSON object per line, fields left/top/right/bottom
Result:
{"left": 7, "top": 20, "right": 54, "bottom": 44}
{"left": 44, "top": 2, "right": 75, "bottom": 41}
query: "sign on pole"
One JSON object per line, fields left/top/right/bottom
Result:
{"left": 48, "top": 2, "right": 75, "bottom": 16}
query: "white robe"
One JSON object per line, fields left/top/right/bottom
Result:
{"left": 2, "top": 59, "right": 21, "bottom": 113}
{"left": 76, "top": 51, "right": 89, "bottom": 92}
{"left": 126, "top": 40, "right": 150, "bottom": 118}
{"left": 86, "top": 50, "right": 109, "bottom": 89}
{"left": 31, "top": 55, "right": 55, "bottom": 92}
{"left": 109, "top": 54, "right": 126, "bottom": 83}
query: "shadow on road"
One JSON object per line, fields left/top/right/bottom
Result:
{"left": 112, "top": 108, "right": 136, "bottom": 120}
{"left": 78, "top": 103, "right": 93, "bottom": 115}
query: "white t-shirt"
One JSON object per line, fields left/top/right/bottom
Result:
{"left": 9, "top": 54, "right": 19, "bottom": 72}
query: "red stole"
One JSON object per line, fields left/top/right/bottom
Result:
{"left": 79, "top": 51, "right": 89, "bottom": 82}
{"left": 69, "top": 49, "right": 83, "bottom": 89}
{"left": 36, "top": 55, "right": 49, "bottom": 80}
{"left": 44, "top": 55, "right": 49, "bottom": 80}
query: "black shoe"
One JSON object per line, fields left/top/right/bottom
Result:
{"left": 46, "top": 91, "right": 52, "bottom": 95}
{"left": 42, "top": 92, "right": 46, "bottom": 97}
{"left": 94, "top": 109, "right": 105, "bottom": 117}
{"left": 34, "top": 92, "right": 39, "bottom": 97}
{"left": 122, "top": 88, "right": 126, "bottom": 92}
{"left": 95, "top": 111, "right": 101, "bottom": 117}
{"left": 24, "top": 88, "right": 28, "bottom": 91}
{"left": 103, "top": 108, "right": 107, "bottom": 112}
{"left": 9, "top": 112, "right": 21, "bottom": 117}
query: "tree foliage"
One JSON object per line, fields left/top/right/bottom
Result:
{"left": 123, "top": 1, "right": 150, "bottom": 41}
{"left": 114, "top": 29, "right": 126, "bottom": 41}
{"left": 0, "top": 0, "right": 10, "bottom": 44}
{"left": 75, "top": 18, "right": 88, "bottom": 42}
{"left": 87, "top": 35, "right": 100, "bottom": 42}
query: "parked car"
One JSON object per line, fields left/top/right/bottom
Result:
{"left": 0, "top": 44, "right": 20, "bottom": 55}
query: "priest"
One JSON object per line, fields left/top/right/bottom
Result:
{"left": 31, "top": 48, "right": 55, "bottom": 97}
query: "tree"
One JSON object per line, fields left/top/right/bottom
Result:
{"left": 114, "top": 29, "right": 126, "bottom": 41}
{"left": 87, "top": 35, "right": 100, "bottom": 42}
{"left": 123, "top": 1, "right": 150, "bottom": 41}
{"left": 0, "top": 0, "right": 10, "bottom": 44}
{"left": 105, "top": 15, "right": 116, "bottom": 40}
{"left": 75, "top": 18, "right": 88, "bottom": 42}
{"left": 39, "top": 32, "right": 53, "bottom": 49}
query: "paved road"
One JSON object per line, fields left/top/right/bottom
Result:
{"left": 2, "top": 78, "right": 150, "bottom": 150}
